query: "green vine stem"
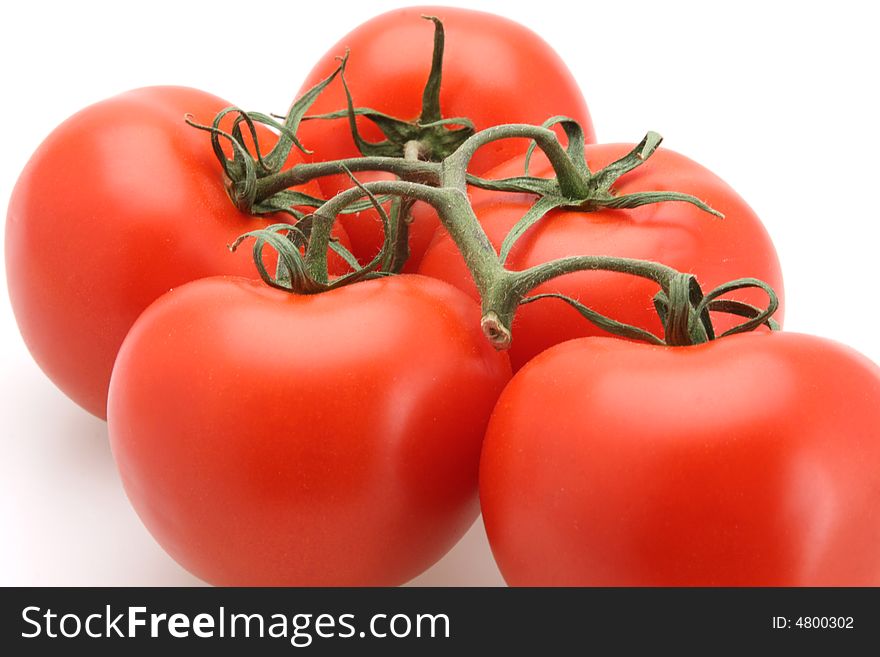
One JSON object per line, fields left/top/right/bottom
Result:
{"left": 443, "top": 123, "right": 590, "bottom": 198}
{"left": 224, "top": 118, "right": 777, "bottom": 349}
{"left": 231, "top": 124, "right": 777, "bottom": 349}
{"left": 282, "top": 118, "right": 732, "bottom": 344}
{"left": 196, "top": 25, "right": 721, "bottom": 279}
{"left": 218, "top": 15, "right": 778, "bottom": 352}
{"left": 246, "top": 122, "right": 719, "bottom": 231}
{"left": 244, "top": 173, "right": 779, "bottom": 349}
{"left": 271, "top": 177, "right": 758, "bottom": 350}
{"left": 251, "top": 156, "right": 440, "bottom": 202}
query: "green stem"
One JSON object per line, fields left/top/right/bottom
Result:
{"left": 253, "top": 122, "right": 586, "bottom": 207}
{"left": 221, "top": 137, "right": 777, "bottom": 348}
{"left": 382, "top": 141, "right": 426, "bottom": 273}
{"left": 301, "top": 179, "right": 684, "bottom": 349}
{"left": 232, "top": 118, "right": 765, "bottom": 349}
{"left": 443, "top": 124, "right": 590, "bottom": 198}
{"left": 303, "top": 180, "right": 503, "bottom": 289}
{"left": 383, "top": 196, "right": 414, "bottom": 273}
{"left": 220, "top": 14, "right": 777, "bottom": 350}
{"left": 242, "top": 171, "right": 777, "bottom": 349}
{"left": 252, "top": 157, "right": 440, "bottom": 204}
{"left": 659, "top": 273, "right": 711, "bottom": 346}
{"left": 419, "top": 16, "right": 445, "bottom": 124}
{"left": 513, "top": 256, "right": 679, "bottom": 294}
{"left": 482, "top": 255, "right": 681, "bottom": 347}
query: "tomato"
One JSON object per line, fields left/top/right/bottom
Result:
{"left": 296, "top": 6, "right": 594, "bottom": 270}
{"left": 419, "top": 145, "right": 784, "bottom": 370}
{"left": 107, "top": 274, "right": 511, "bottom": 586}
{"left": 5, "top": 86, "right": 345, "bottom": 419}
{"left": 480, "top": 332, "right": 880, "bottom": 586}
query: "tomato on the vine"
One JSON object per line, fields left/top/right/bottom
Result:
{"left": 5, "top": 86, "right": 344, "bottom": 418}
{"left": 480, "top": 332, "right": 880, "bottom": 585}
{"left": 419, "top": 145, "right": 784, "bottom": 370}
{"left": 108, "top": 274, "right": 511, "bottom": 586}
{"left": 296, "top": 6, "right": 594, "bottom": 270}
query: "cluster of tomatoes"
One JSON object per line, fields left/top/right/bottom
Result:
{"left": 6, "top": 7, "right": 880, "bottom": 586}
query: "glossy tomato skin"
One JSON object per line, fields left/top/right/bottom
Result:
{"left": 481, "top": 332, "right": 880, "bottom": 586}
{"left": 5, "top": 87, "right": 339, "bottom": 419}
{"left": 297, "top": 6, "right": 594, "bottom": 269}
{"left": 108, "top": 275, "right": 511, "bottom": 586}
{"left": 419, "top": 146, "right": 784, "bottom": 371}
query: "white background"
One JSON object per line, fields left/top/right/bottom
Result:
{"left": 2, "top": 0, "right": 878, "bottom": 586}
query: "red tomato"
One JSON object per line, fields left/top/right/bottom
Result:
{"left": 5, "top": 87, "right": 344, "bottom": 419}
{"left": 419, "top": 146, "right": 784, "bottom": 370}
{"left": 296, "top": 6, "right": 594, "bottom": 269}
{"left": 107, "top": 275, "right": 511, "bottom": 586}
{"left": 480, "top": 332, "right": 880, "bottom": 586}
